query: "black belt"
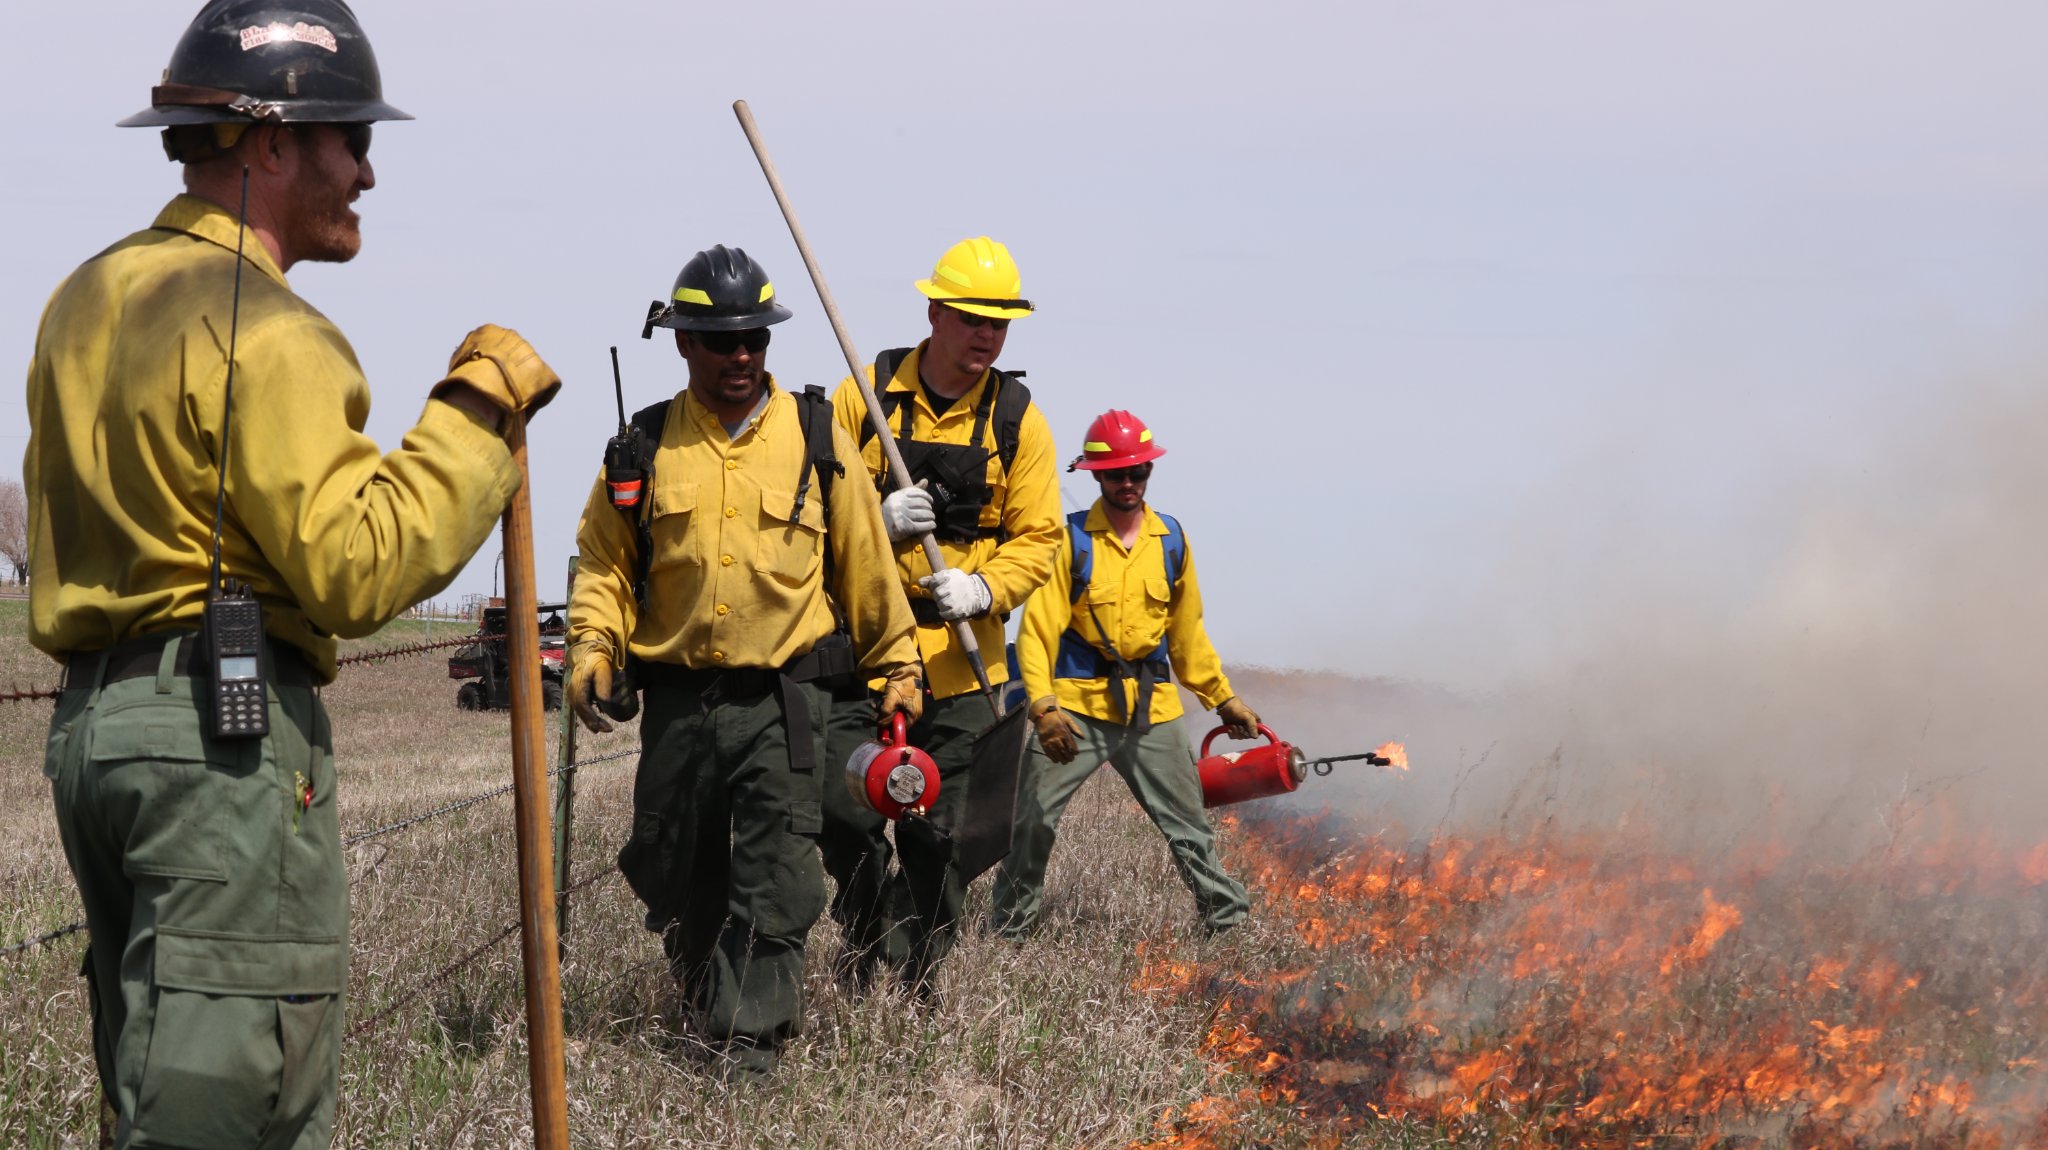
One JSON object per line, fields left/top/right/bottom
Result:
{"left": 60, "top": 632, "right": 317, "bottom": 692}
{"left": 633, "top": 644, "right": 859, "bottom": 775}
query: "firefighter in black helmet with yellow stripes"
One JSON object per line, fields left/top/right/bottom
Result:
{"left": 567, "top": 245, "right": 920, "bottom": 1076}
{"left": 820, "top": 237, "right": 1064, "bottom": 995}
{"left": 28, "top": 2, "right": 559, "bottom": 1144}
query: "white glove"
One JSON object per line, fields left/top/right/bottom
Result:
{"left": 919, "top": 568, "right": 993, "bottom": 621}
{"left": 880, "top": 482, "right": 937, "bottom": 542}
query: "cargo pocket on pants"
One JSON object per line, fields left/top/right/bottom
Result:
{"left": 132, "top": 932, "right": 343, "bottom": 1149}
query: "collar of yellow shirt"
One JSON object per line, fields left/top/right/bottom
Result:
{"left": 153, "top": 194, "right": 289, "bottom": 290}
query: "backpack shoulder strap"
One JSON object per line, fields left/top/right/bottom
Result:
{"left": 623, "top": 398, "right": 671, "bottom": 608}
{"left": 629, "top": 399, "right": 668, "bottom": 446}
{"left": 1156, "top": 512, "right": 1188, "bottom": 595}
{"left": 1065, "top": 509, "right": 1093, "bottom": 605}
{"left": 789, "top": 386, "right": 843, "bottom": 519}
{"left": 857, "top": 348, "right": 916, "bottom": 450}
{"left": 989, "top": 371, "right": 1033, "bottom": 477}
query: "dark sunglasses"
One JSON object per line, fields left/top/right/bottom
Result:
{"left": 1100, "top": 464, "right": 1152, "bottom": 485}
{"left": 954, "top": 312, "right": 1009, "bottom": 331}
{"left": 293, "top": 122, "right": 373, "bottom": 162}
{"left": 692, "top": 328, "right": 771, "bottom": 355}
{"left": 342, "top": 122, "right": 373, "bottom": 163}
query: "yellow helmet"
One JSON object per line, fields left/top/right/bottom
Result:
{"left": 914, "top": 236, "right": 1036, "bottom": 319}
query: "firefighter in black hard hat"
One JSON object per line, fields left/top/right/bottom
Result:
{"left": 566, "top": 246, "right": 921, "bottom": 1077}
{"left": 28, "top": 2, "right": 559, "bottom": 1145}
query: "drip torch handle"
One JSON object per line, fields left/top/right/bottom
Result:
{"left": 1200, "top": 722, "right": 1280, "bottom": 758}
{"left": 879, "top": 709, "right": 908, "bottom": 747}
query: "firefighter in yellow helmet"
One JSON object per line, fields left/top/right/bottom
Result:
{"left": 990, "top": 411, "right": 1258, "bottom": 939}
{"left": 819, "top": 236, "right": 1064, "bottom": 994}
{"left": 566, "top": 245, "right": 921, "bottom": 1075}
{"left": 28, "top": 2, "right": 559, "bottom": 1143}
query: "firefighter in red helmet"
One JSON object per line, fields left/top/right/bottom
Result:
{"left": 990, "top": 411, "right": 1258, "bottom": 938}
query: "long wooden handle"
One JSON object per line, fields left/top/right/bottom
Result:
{"left": 500, "top": 415, "right": 569, "bottom": 1147}
{"left": 732, "top": 98, "right": 1003, "bottom": 716}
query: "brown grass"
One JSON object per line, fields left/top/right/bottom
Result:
{"left": 0, "top": 603, "right": 1237, "bottom": 1148}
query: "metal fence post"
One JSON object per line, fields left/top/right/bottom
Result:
{"left": 553, "top": 556, "right": 578, "bottom": 956}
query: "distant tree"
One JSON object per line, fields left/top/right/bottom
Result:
{"left": 0, "top": 479, "right": 24, "bottom": 584}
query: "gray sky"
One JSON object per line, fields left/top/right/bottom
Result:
{"left": 7, "top": 2, "right": 2047, "bottom": 687}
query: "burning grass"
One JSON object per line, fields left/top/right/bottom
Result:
{"left": 1132, "top": 808, "right": 2048, "bottom": 1148}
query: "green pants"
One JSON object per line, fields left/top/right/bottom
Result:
{"left": 816, "top": 691, "right": 903, "bottom": 981}
{"left": 880, "top": 691, "right": 997, "bottom": 987}
{"left": 991, "top": 713, "right": 1249, "bottom": 938}
{"left": 617, "top": 674, "right": 829, "bottom": 1068}
{"left": 46, "top": 645, "right": 345, "bottom": 1149}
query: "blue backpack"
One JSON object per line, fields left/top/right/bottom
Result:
{"left": 1065, "top": 509, "right": 1186, "bottom": 603}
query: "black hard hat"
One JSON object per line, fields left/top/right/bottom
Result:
{"left": 642, "top": 246, "right": 795, "bottom": 337}
{"left": 117, "top": 0, "right": 412, "bottom": 128}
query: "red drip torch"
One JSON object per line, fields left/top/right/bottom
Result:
{"left": 1196, "top": 724, "right": 1405, "bottom": 809}
{"left": 844, "top": 712, "right": 940, "bottom": 820}
{"left": 1197, "top": 724, "right": 1306, "bottom": 808}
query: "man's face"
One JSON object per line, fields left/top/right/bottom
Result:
{"left": 1096, "top": 463, "right": 1152, "bottom": 512}
{"left": 677, "top": 328, "right": 771, "bottom": 409}
{"left": 278, "top": 123, "right": 375, "bottom": 264}
{"left": 925, "top": 301, "right": 1009, "bottom": 380}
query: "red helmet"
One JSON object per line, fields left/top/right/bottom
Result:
{"left": 1071, "top": 410, "right": 1166, "bottom": 471}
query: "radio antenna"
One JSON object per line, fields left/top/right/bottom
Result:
{"left": 207, "top": 164, "right": 251, "bottom": 598}
{"left": 610, "top": 345, "right": 626, "bottom": 429}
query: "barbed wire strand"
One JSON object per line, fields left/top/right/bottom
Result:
{"left": 3, "top": 631, "right": 495, "bottom": 705}
{"left": 348, "top": 867, "right": 617, "bottom": 1037}
{"left": 0, "top": 749, "right": 637, "bottom": 958}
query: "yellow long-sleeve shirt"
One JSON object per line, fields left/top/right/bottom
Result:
{"left": 569, "top": 385, "right": 918, "bottom": 677}
{"left": 1018, "top": 502, "right": 1234, "bottom": 727}
{"left": 24, "top": 195, "right": 520, "bottom": 682}
{"left": 829, "top": 342, "right": 1062, "bottom": 699}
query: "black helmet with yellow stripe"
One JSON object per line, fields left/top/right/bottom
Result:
{"left": 642, "top": 245, "right": 794, "bottom": 337}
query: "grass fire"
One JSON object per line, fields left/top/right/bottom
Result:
{"left": 1131, "top": 803, "right": 2048, "bottom": 1148}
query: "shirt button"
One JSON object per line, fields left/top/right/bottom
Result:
{"left": 716, "top": 605, "right": 730, "bottom": 616}
{"left": 712, "top": 651, "right": 726, "bottom": 663}
{"left": 726, "top": 460, "right": 738, "bottom": 470}
{"left": 722, "top": 555, "right": 735, "bottom": 566}
{"left": 725, "top": 507, "right": 738, "bottom": 518}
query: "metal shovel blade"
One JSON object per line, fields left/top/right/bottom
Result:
{"left": 942, "top": 701, "right": 1033, "bottom": 882}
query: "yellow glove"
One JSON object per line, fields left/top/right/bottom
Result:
{"left": 1031, "top": 696, "right": 1080, "bottom": 764}
{"left": 878, "top": 665, "right": 925, "bottom": 727}
{"left": 434, "top": 324, "right": 562, "bottom": 423}
{"left": 1217, "top": 696, "right": 1260, "bottom": 741}
{"left": 568, "top": 645, "right": 615, "bottom": 734}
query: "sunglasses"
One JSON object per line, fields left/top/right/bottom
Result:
{"left": 1100, "top": 464, "right": 1152, "bottom": 485}
{"left": 956, "top": 313, "right": 1010, "bottom": 331}
{"left": 342, "top": 123, "right": 373, "bottom": 163}
{"left": 292, "top": 122, "right": 373, "bottom": 163}
{"left": 692, "top": 328, "right": 771, "bottom": 355}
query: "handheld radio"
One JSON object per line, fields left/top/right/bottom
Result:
{"left": 604, "top": 345, "right": 649, "bottom": 512}
{"left": 200, "top": 165, "right": 270, "bottom": 740}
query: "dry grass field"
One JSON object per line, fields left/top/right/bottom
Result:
{"left": 0, "top": 602, "right": 1249, "bottom": 1148}
{"left": 8, "top": 601, "right": 2042, "bottom": 1149}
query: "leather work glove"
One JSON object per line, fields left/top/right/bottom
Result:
{"left": 918, "top": 568, "right": 992, "bottom": 622}
{"left": 434, "top": 324, "right": 562, "bottom": 424}
{"left": 878, "top": 665, "right": 925, "bottom": 726}
{"left": 1031, "top": 696, "right": 1080, "bottom": 764}
{"left": 569, "top": 644, "right": 618, "bottom": 734}
{"left": 880, "top": 481, "right": 937, "bottom": 543}
{"left": 1217, "top": 696, "right": 1261, "bottom": 741}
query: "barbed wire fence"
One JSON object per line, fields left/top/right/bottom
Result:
{"left": 1, "top": 628, "right": 646, "bottom": 1050}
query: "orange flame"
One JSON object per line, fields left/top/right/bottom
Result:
{"left": 1129, "top": 812, "right": 2047, "bottom": 1149}
{"left": 1375, "top": 742, "right": 1409, "bottom": 771}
